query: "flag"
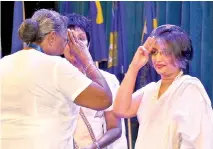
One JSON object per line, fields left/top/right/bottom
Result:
{"left": 58, "top": 1, "right": 73, "bottom": 14}
{"left": 89, "top": 1, "right": 108, "bottom": 62}
{"left": 108, "top": 2, "right": 118, "bottom": 69}
{"left": 136, "top": 2, "right": 159, "bottom": 90}
{"left": 107, "top": 2, "right": 127, "bottom": 81}
{"left": 11, "top": 1, "right": 25, "bottom": 54}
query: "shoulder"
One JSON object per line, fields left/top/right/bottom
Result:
{"left": 133, "top": 81, "right": 157, "bottom": 101}
{"left": 179, "top": 75, "right": 207, "bottom": 96}
{"left": 99, "top": 69, "right": 120, "bottom": 85}
{"left": 144, "top": 81, "right": 158, "bottom": 90}
{"left": 177, "top": 75, "right": 212, "bottom": 107}
{"left": 181, "top": 75, "right": 202, "bottom": 86}
{"left": 99, "top": 70, "right": 119, "bottom": 81}
{"left": 52, "top": 57, "right": 79, "bottom": 73}
{"left": 137, "top": 81, "right": 157, "bottom": 93}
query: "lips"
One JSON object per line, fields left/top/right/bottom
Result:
{"left": 155, "top": 64, "right": 165, "bottom": 69}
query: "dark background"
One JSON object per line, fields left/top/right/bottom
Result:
{"left": 1, "top": 1, "right": 56, "bottom": 57}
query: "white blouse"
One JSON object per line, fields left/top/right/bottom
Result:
{"left": 0, "top": 50, "right": 92, "bottom": 149}
{"left": 135, "top": 75, "right": 213, "bottom": 149}
{"left": 74, "top": 70, "right": 128, "bottom": 149}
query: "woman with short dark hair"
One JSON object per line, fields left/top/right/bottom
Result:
{"left": 113, "top": 24, "right": 213, "bottom": 149}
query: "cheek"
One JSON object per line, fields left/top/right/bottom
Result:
{"left": 81, "top": 40, "right": 88, "bottom": 47}
{"left": 58, "top": 40, "right": 66, "bottom": 52}
{"left": 151, "top": 57, "right": 155, "bottom": 63}
{"left": 165, "top": 59, "right": 179, "bottom": 71}
{"left": 51, "top": 41, "right": 64, "bottom": 55}
{"left": 151, "top": 56, "right": 156, "bottom": 66}
{"left": 166, "top": 57, "right": 178, "bottom": 68}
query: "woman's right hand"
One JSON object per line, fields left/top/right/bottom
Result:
{"left": 130, "top": 37, "right": 156, "bottom": 71}
{"left": 63, "top": 45, "right": 85, "bottom": 73}
{"left": 67, "top": 29, "right": 93, "bottom": 65}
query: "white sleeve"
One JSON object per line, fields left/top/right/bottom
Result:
{"left": 177, "top": 84, "right": 213, "bottom": 149}
{"left": 54, "top": 58, "right": 92, "bottom": 102}
{"left": 104, "top": 74, "right": 120, "bottom": 112}
{"left": 133, "top": 82, "right": 156, "bottom": 101}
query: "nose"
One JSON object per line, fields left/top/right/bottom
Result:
{"left": 155, "top": 52, "right": 163, "bottom": 62}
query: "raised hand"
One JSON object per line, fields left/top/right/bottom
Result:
{"left": 130, "top": 37, "right": 156, "bottom": 71}
{"left": 63, "top": 45, "right": 85, "bottom": 73}
{"left": 67, "top": 29, "right": 93, "bottom": 65}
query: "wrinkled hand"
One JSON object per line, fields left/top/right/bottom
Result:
{"left": 67, "top": 29, "right": 93, "bottom": 65}
{"left": 63, "top": 45, "right": 85, "bottom": 73}
{"left": 130, "top": 37, "right": 156, "bottom": 71}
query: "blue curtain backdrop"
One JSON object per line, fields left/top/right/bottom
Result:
{"left": 156, "top": 1, "right": 213, "bottom": 104}
{"left": 58, "top": 2, "right": 213, "bottom": 148}
{"left": 9, "top": 1, "right": 213, "bottom": 148}
{"left": 11, "top": 1, "right": 25, "bottom": 54}
{"left": 57, "top": 1, "right": 213, "bottom": 104}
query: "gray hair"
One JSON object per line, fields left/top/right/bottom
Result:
{"left": 150, "top": 24, "right": 193, "bottom": 69}
{"left": 19, "top": 9, "right": 68, "bottom": 44}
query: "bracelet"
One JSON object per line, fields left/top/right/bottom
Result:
{"left": 84, "top": 62, "right": 93, "bottom": 72}
{"left": 95, "top": 141, "right": 100, "bottom": 149}
{"left": 85, "top": 66, "right": 98, "bottom": 76}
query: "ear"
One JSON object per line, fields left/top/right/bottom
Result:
{"left": 47, "top": 31, "right": 57, "bottom": 46}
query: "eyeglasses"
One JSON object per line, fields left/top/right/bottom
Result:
{"left": 150, "top": 49, "right": 172, "bottom": 57}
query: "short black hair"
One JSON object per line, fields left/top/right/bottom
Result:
{"left": 150, "top": 24, "right": 193, "bottom": 69}
{"left": 66, "top": 13, "right": 91, "bottom": 44}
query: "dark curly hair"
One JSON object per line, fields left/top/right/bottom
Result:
{"left": 66, "top": 13, "right": 91, "bottom": 45}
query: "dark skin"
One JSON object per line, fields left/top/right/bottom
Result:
{"left": 64, "top": 27, "right": 122, "bottom": 149}
{"left": 25, "top": 30, "right": 112, "bottom": 111}
{"left": 66, "top": 29, "right": 112, "bottom": 111}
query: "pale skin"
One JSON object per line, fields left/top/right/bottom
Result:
{"left": 113, "top": 37, "right": 181, "bottom": 118}
{"left": 64, "top": 27, "right": 122, "bottom": 149}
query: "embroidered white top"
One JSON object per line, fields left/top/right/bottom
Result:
{"left": 0, "top": 49, "right": 92, "bottom": 149}
{"left": 135, "top": 75, "right": 213, "bottom": 149}
{"left": 73, "top": 70, "right": 128, "bottom": 149}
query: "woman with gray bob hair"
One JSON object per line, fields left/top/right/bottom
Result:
{"left": 114, "top": 24, "right": 213, "bottom": 148}
{"left": 0, "top": 9, "right": 112, "bottom": 149}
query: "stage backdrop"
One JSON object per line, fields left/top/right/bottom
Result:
{"left": 9, "top": 1, "right": 213, "bottom": 148}
{"left": 57, "top": 1, "right": 213, "bottom": 104}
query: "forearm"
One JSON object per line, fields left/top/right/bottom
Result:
{"left": 90, "top": 128, "right": 122, "bottom": 149}
{"left": 85, "top": 64, "right": 111, "bottom": 93}
{"left": 65, "top": 29, "right": 112, "bottom": 100}
{"left": 78, "top": 53, "right": 112, "bottom": 101}
{"left": 113, "top": 64, "right": 139, "bottom": 115}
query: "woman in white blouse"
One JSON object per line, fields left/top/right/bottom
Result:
{"left": 113, "top": 24, "right": 213, "bottom": 149}
{"left": 0, "top": 9, "right": 112, "bottom": 149}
